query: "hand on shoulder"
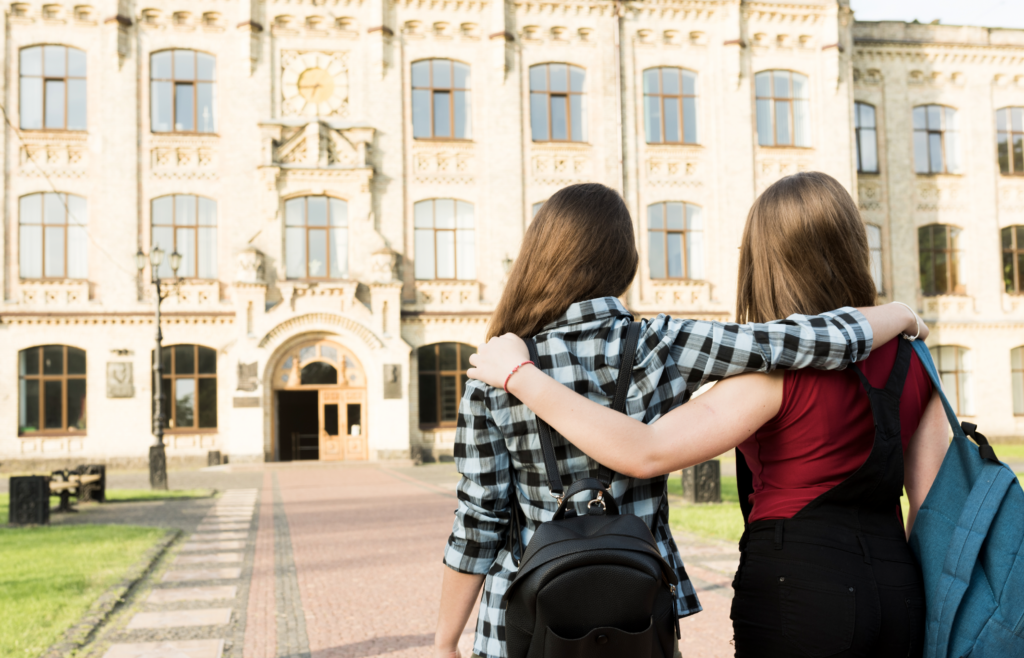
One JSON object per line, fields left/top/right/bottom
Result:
{"left": 468, "top": 333, "right": 532, "bottom": 390}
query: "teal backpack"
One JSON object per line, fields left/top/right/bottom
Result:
{"left": 909, "top": 340, "right": 1024, "bottom": 658}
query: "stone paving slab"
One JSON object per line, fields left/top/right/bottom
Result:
{"left": 195, "top": 524, "right": 250, "bottom": 532}
{"left": 174, "top": 553, "right": 244, "bottom": 565}
{"left": 127, "top": 609, "right": 233, "bottom": 630}
{"left": 147, "top": 587, "right": 238, "bottom": 604}
{"left": 179, "top": 541, "right": 245, "bottom": 552}
{"left": 188, "top": 532, "right": 248, "bottom": 541}
{"left": 102, "top": 639, "right": 224, "bottom": 658}
{"left": 162, "top": 568, "right": 242, "bottom": 583}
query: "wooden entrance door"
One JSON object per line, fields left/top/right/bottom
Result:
{"left": 318, "top": 389, "right": 368, "bottom": 461}
{"left": 318, "top": 390, "right": 344, "bottom": 461}
{"left": 342, "top": 389, "right": 367, "bottom": 460}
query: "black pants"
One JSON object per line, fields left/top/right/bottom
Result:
{"left": 730, "top": 534, "right": 925, "bottom": 658}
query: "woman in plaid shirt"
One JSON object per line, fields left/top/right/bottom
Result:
{"left": 433, "top": 183, "right": 925, "bottom": 658}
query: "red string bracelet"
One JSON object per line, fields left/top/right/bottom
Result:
{"left": 503, "top": 361, "right": 535, "bottom": 393}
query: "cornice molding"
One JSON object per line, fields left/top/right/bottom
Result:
{"left": 258, "top": 312, "right": 384, "bottom": 350}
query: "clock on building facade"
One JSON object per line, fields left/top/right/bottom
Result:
{"left": 281, "top": 51, "right": 349, "bottom": 117}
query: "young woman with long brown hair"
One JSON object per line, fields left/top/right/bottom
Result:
{"left": 434, "top": 180, "right": 928, "bottom": 658}
{"left": 464, "top": 173, "right": 948, "bottom": 657}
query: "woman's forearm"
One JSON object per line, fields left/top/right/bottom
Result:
{"left": 857, "top": 303, "right": 929, "bottom": 349}
{"left": 434, "top": 568, "right": 485, "bottom": 656}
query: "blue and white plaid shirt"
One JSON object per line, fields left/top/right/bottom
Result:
{"left": 444, "top": 297, "right": 874, "bottom": 658}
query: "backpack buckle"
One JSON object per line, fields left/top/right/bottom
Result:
{"left": 550, "top": 490, "right": 564, "bottom": 505}
{"left": 587, "top": 491, "right": 606, "bottom": 511}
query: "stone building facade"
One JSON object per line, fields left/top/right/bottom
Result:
{"left": 1, "top": 0, "right": 1022, "bottom": 469}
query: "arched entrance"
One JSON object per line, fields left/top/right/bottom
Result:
{"left": 272, "top": 339, "right": 367, "bottom": 461}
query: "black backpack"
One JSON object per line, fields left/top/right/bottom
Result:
{"left": 503, "top": 322, "right": 680, "bottom": 658}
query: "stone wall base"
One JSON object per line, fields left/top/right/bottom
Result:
{"left": 0, "top": 453, "right": 259, "bottom": 474}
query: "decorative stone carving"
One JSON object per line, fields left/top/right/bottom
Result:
{"left": 413, "top": 143, "right": 474, "bottom": 184}
{"left": 236, "top": 247, "right": 267, "bottom": 284}
{"left": 106, "top": 362, "right": 135, "bottom": 398}
{"left": 415, "top": 280, "right": 481, "bottom": 309}
{"left": 645, "top": 156, "right": 700, "bottom": 187}
{"left": 369, "top": 248, "right": 398, "bottom": 284}
{"left": 858, "top": 181, "right": 883, "bottom": 212}
{"left": 651, "top": 280, "right": 712, "bottom": 307}
{"left": 280, "top": 50, "right": 349, "bottom": 118}
{"left": 19, "top": 280, "right": 90, "bottom": 306}
{"left": 383, "top": 365, "right": 402, "bottom": 399}
{"left": 272, "top": 122, "right": 373, "bottom": 168}
{"left": 531, "top": 148, "right": 591, "bottom": 185}
{"left": 916, "top": 181, "right": 964, "bottom": 213}
{"left": 237, "top": 362, "right": 259, "bottom": 391}
{"left": 19, "top": 133, "right": 88, "bottom": 178}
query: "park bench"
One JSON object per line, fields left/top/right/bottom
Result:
{"left": 49, "top": 465, "right": 106, "bottom": 512}
{"left": 6, "top": 464, "right": 106, "bottom": 525}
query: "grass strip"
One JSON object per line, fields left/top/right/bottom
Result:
{"left": 104, "top": 488, "right": 213, "bottom": 502}
{"left": 667, "top": 475, "right": 745, "bottom": 543}
{"left": 0, "top": 524, "right": 167, "bottom": 658}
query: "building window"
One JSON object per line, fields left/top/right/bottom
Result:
{"left": 913, "top": 105, "right": 959, "bottom": 174}
{"left": 1004, "top": 226, "right": 1024, "bottom": 294}
{"left": 919, "top": 224, "right": 963, "bottom": 296}
{"left": 19, "top": 192, "right": 87, "bottom": 279}
{"left": 532, "top": 201, "right": 546, "bottom": 218}
{"left": 648, "top": 202, "right": 703, "bottom": 280}
{"left": 755, "top": 70, "right": 810, "bottom": 147}
{"left": 284, "top": 196, "right": 348, "bottom": 280}
{"left": 151, "top": 50, "right": 216, "bottom": 133}
{"left": 867, "top": 224, "right": 883, "bottom": 295}
{"left": 19, "top": 45, "right": 87, "bottom": 131}
{"left": 930, "top": 346, "right": 973, "bottom": 416}
{"left": 411, "top": 59, "right": 471, "bottom": 140}
{"left": 643, "top": 67, "right": 698, "bottom": 145}
{"left": 1013, "top": 347, "right": 1024, "bottom": 416}
{"left": 152, "top": 195, "right": 217, "bottom": 279}
{"left": 414, "top": 199, "right": 475, "bottom": 280}
{"left": 996, "top": 107, "right": 1024, "bottom": 175}
{"left": 855, "top": 102, "right": 878, "bottom": 173}
{"left": 418, "top": 343, "right": 476, "bottom": 428}
{"left": 159, "top": 344, "right": 217, "bottom": 430}
{"left": 19, "top": 345, "right": 86, "bottom": 435}
{"left": 530, "top": 63, "right": 587, "bottom": 142}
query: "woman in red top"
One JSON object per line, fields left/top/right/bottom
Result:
{"left": 467, "top": 172, "right": 950, "bottom": 657}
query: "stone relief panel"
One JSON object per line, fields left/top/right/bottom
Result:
{"left": 922, "top": 295, "right": 975, "bottom": 319}
{"left": 19, "top": 280, "right": 90, "bottom": 306}
{"left": 755, "top": 154, "right": 814, "bottom": 194}
{"left": 858, "top": 180, "right": 884, "bottom": 212}
{"left": 19, "top": 134, "right": 87, "bottom": 179}
{"left": 158, "top": 281, "right": 220, "bottom": 308}
{"left": 413, "top": 143, "right": 475, "bottom": 185}
{"left": 530, "top": 147, "right": 591, "bottom": 186}
{"left": 650, "top": 280, "right": 712, "bottom": 308}
{"left": 280, "top": 50, "right": 350, "bottom": 118}
{"left": 645, "top": 155, "right": 701, "bottom": 188}
{"left": 916, "top": 180, "right": 965, "bottom": 214}
{"left": 415, "top": 280, "right": 481, "bottom": 310}
{"left": 106, "top": 362, "right": 135, "bottom": 398}
{"left": 150, "top": 136, "right": 218, "bottom": 180}
{"left": 999, "top": 181, "right": 1024, "bottom": 217}
{"left": 272, "top": 122, "right": 372, "bottom": 168}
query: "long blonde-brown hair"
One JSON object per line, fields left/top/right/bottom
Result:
{"left": 737, "top": 172, "right": 877, "bottom": 323}
{"left": 488, "top": 183, "right": 638, "bottom": 338}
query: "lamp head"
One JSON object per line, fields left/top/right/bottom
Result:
{"left": 170, "top": 251, "right": 182, "bottom": 274}
{"left": 150, "top": 247, "right": 164, "bottom": 267}
{"left": 135, "top": 250, "right": 147, "bottom": 272}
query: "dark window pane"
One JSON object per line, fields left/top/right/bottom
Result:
{"left": 175, "top": 344, "right": 195, "bottom": 374}
{"left": 159, "top": 377, "right": 171, "bottom": 429}
{"left": 44, "top": 380, "right": 63, "bottom": 429}
{"left": 1003, "top": 226, "right": 1013, "bottom": 249}
{"left": 175, "top": 378, "right": 195, "bottom": 428}
{"left": 460, "top": 345, "right": 476, "bottom": 370}
{"left": 1018, "top": 226, "right": 1024, "bottom": 247}
{"left": 412, "top": 89, "right": 431, "bottom": 137}
{"left": 347, "top": 404, "right": 361, "bottom": 435}
{"left": 44, "top": 80, "right": 65, "bottom": 129}
{"left": 21, "top": 348, "right": 39, "bottom": 376}
{"left": 67, "top": 378, "right": 86, "bottom": 430}
{"left": 998, "top": 133, "right": 1010, "bottom": 174}
{"left": 1006, "top": 251, "right": 1015, "bottom": 292}
{"left": 440, "top": 375, "right": 458, "bottom": 421}
{"left": 323, "top": 404, "right": 339, "bottom": 435}
{"left": 530, "top": 93, "right": 548, "bottom": 141}
{"left": 43, "top": 345, "right": 64, "bottom": 375}
{"left": 198, "top": 346, "right": 216, "bottom": 374}
{"left": 198, "top": 378, "right": 217, "bottom": 428}
{"left": 160, "top": 346, "right": 172, "bottom": 373}
{"left": 418, "top": 345, "right": 437, "bottom": 372}
{"left": 439, "top": 343, "right": 458, "bottom": 370}
{"left": 419, "top": 373, "right": 438, "bottom": 425}
{"left": 1019, "top": 253, "right": 1024, "bottom": 292}
{"left": 20, "top": 379, "right": 40, "bottom": 432}
{"left": 550, "top": 95, "right": 568, "bottom": 140}
{"left": 300, "top": 361, "right": 337, "bottom": 384}
{"left": 433, "top": 91, "right": 451, "bottom": 137}
{"left": 67, "top": 347, "right": 86, "bottom": 375}
{"left": 175, "top": 83, "right": 194, "bottom": 131}
{"left": 935, "top": 251, "right": 948, "bottom": 294}
{"left": 1014, "top": 135, "right": 1024, "bottom": 173}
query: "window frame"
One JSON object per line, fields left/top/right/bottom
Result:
{"left": 150, "top": 49, "right": 217, "bottom": 135}
{"left": 18, "top": 345, "right": 87, "bottom": 436}
{"left": 913, "top": 104, "right": 959, "bottom": 175}
{"left": 647, "top": 201, "right": 704, "bottom": 281}
{"left": 996, "top": 107, "right": 1024, "bottom": 175}
{"left": 529, "top": 63, "right": 587, "bottom": 143}
{"left": 151, "top": 194, "right": 218, "bottom": 280}
{"left": 919, "top": 223, "right": 964, "bottom": 296}
{"left": 18, "top": 192, "right": 88, "bottom": 280}
{"left": 755, "top": 70, "right": 811, "bottom": 148}
{"left": 410, "top": 58, "right": 471, "bottom": 141}
{"left": 1003, "top": 226, "right": 1024, "bottom": 295}
{"left": 930, "top": 345, "right": 973, "bottom": 417}
{"left": 19, "top": 45, "right": 87, "bottom": 132}
{"left": 866, "top": 223, "right": 884, "bottom": 295}
{"left": 1012, "top": 346, "right": 1024, "bottom": 416}
{"left": 283, "top": 195, "right": 350, "bottom": 281}
{"left": 417, "top": 343, "right": 475, "bottom": 429}
{"left": 855, "top": 101, "right": 879, "bottom": 174}
{"left": 643, "top": 67, "right": 699, "bottom": 145}
{"left": 413, "top": 199, "right": 476, "bottom": 281}
{"left": 159, "top": 344, "right": 217, "bottom": 432}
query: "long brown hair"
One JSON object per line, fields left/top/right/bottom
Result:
{"left": 489, "top": 183, "right": 638, "bottom": 338}
{"left": 736, "top": 171, "right": 877, "bottom": 323}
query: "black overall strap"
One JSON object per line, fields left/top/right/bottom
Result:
{"left": 524, "top": 321, "right": 642, "bottom": 498}
{"left": 849, "top": 336, "right": 913, "bottom": 399}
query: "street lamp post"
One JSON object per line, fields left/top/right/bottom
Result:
{"left": 136, "top": 247, "right": 182, "bottom": 490}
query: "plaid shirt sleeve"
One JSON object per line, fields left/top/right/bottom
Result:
{"left": 636, "top": 306, "right": 873, "bottom": 419}
{"left": 443, "top": 380, "right": 512, "bottom": 575}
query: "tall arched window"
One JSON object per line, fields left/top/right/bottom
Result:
{"left": 996, "top": 107, "right": 1024, "bottom": 175}
{"left": 19, "top": 345, "right": 86, "bottom": 434}
{"left": 919, "top": 224, "right": 963, "bottom": 296}
{"left": 414, "top": 199, "right": 475, "bottom": 280}
{"left": 913, "top": 105, "right": 959, "bottom": 174}
{"left": 1003, "top": 225, "right": 1024, "bottom": 294}
{"left": 418, "top": 343, "right": 476, "bottom": 428}
{"left": 755, "top": 70, "right": 810, "bottom": 147}
{"left": 530, "top": 63, "right": 587, "bottom": 142}
{"left": 643, "top": 67, "right": 698, "bottom": 144}
{"left": 867, "top": 224, "right": 883, "bottom": 294}
{"left": 411, "top": 59, "right": 471, "bottom": 139}
{"left": 159, "top": 344, "right": 217, "bottom": 430}
{"left": 20, "top": 45, "right": 86, "bottom": 130}
{"left": 930, "top": 345, "right": 973, "bottom": 416}
{"left": 1012, "top": 346, "right": 1024, "bottom": 416}
{"left": 152, "top": 195, "right": 217, "bottom": 279}
{"left": 19, "top": 192, "right": 87, "bottom": 279}
{"left": 855, "top": 102, "right": 878, "bottom": 173}
{"left": 284, "top": 196, "right": 348, "bottom": 280}
{"left": 647, "top": 202, "right": 703, "bottom": 280}
{"left": 151, "top": 49, "right": 216, "bottom": 133}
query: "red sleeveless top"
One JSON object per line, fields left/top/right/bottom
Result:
{"left": 737, "top": 339, "right": 935, "bottom": 522}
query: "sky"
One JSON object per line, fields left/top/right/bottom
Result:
{"left": 849, "top": 0, "right": 1024, "bottom": 29}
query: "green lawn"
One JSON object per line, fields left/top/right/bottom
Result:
{"left": 0, "top": 524, "right": 166, "bottom": 658}
{"left": 667, "top": 475, "right": 746, "bottom": 544}
{"left": 104, "top": 488, "right": 213, "bottom": 502}
{"left": 992, "top": 444, "right": 1024, "bottom": 461}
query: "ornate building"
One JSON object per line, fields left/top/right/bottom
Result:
{"left": 2, "top": 0, "right": 1022, "bottom": 469}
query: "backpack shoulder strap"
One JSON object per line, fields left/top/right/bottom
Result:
{"left": 525, "top": 336, "right": 564, "bottom": 498}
